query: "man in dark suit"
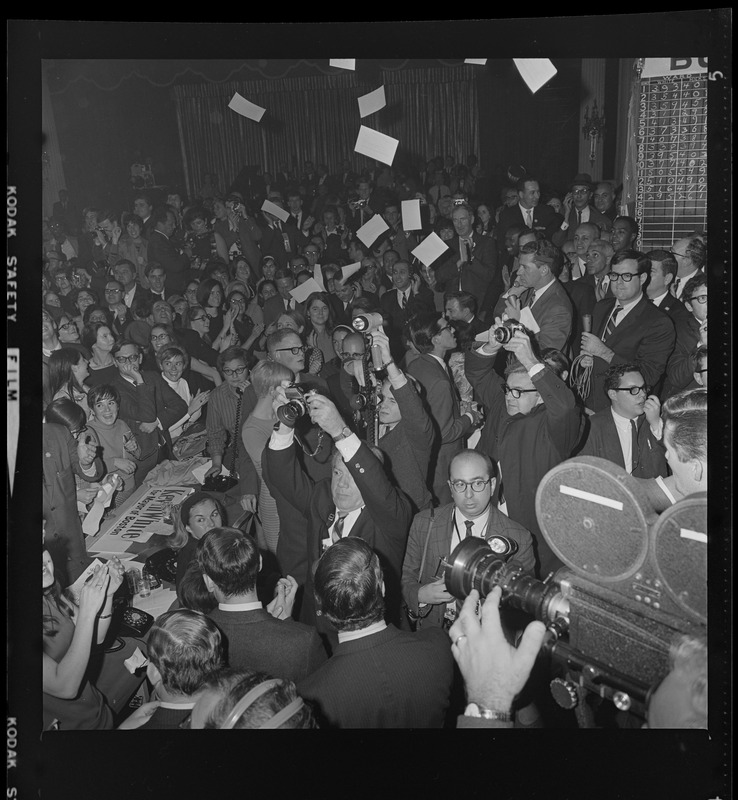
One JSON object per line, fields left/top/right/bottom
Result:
{"left": 580, "top": 238, "right": 615, "bottom": 301}
{"left": 444, "top": 291, "right": 489, "bottom": 350}
{"left": 402, "top": 449, "right": 535, "bottom": 632}
{"left": 262, "top": 391, "right": 412, "bottom": 630}
{"left": 144, "top": 262, "right": 172, "bottom": 302}
{"left": 133, "top": 192, "right": 156, "bottom": 239}
{"left": 464, "top": 329, "right": 583, "bottom": 579}
{"left": 146, "top": 206, "right": 192, "bottom": 295}
{"left": 593, "top": 180, "right": 618, "bottom": 223}
{"left": 52, "top": 189, "right": 79, "bottom": 234}
{"left": 346, "top": 179, "right": 376, "bottom": 232}
{"left": 262, "top": 269, "right": 305, "bottom": 328}
{"left": 407, "top": 312, "right": 481, "bottom": 505}
{"left": 328, "top": 272, "right": 358, "bottom": 327}
{"left": 113, "top": 259, "right": 149, "bottom": 312}
{"left": 284, "top": 189, "right": 313, "bottom": 249}
{"left": 382, "top": 203, "right": 418, "bottom": 262}
{"left": 645, "top": 249, "right": 701, "bottom": 400}
{"left": 297, "top": 538, "right": 453, "bottom": 728}
{"left": 576, "top": 363, "right": 668, "bottom": 479}
{"left": 496, "top": 239, "right": 574, "bottom": 355}
{"left": 259, "top": 202, "right": 300, "bottom": 270}
{"left": 379, "top": 260, "right": 435, "bottom": 361}
{"left": 434, "top": 204, "right": 502, "bottom": 313}
{"left": 552, "top": 172, "right": 612, "bottom": 247}
{"left": 43, "top": 422, "right": 105, "bottom": 586}
{"left": 495, "top": 177, "right": 563, "bottom": 259}
{"left": 579, "top": 250, "right": 676, "bottom": 413}
{"left": 198, "top": 527, "right": 327, "bottom": 683}
{"left": 372, "top": 330, "right": 435, "bottom": 514}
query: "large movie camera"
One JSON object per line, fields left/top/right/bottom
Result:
{"left": 439, "top": 457, "right": 707, "bottom": 724}
{"left": 349, "top": 313, "right": 387, "bottom": 443}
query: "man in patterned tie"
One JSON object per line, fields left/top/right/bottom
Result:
{"left": 401, "top": 449, "right": 535, "bottom": 632}
{"left": 582, "top": 239, "right": 615, "bottom": 301}
{"left": 579, "top": 250, "right": 676, "bottom": 413}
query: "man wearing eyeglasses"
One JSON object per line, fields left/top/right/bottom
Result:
{"left": 402, "top": 449, "right": 534, "bottom": 633}
{"left": 577, "top": 363, "right": 667, "bottom": 479}
{"left": 668, "top": 236, "right": 706, "bottom": 300}
{"left": 579, "top": 249, "right": 676, "bottom": 413}
{"left": 645, "top": 250, "right": 701, "bottom": 400}
{"left": 465, "top": 327, "right": 583, "bottom": 580}
{"left": 552, "top": 173, "right": 612, "bottom": 247}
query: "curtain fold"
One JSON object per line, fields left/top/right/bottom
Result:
{"left": 173, "top": 65, "right": 479, "bottom": 197}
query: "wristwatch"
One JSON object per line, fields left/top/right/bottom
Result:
{"left": 332, "top": 426, "right": 352, "bottom": 442}
{"left": 464, "top": 703, "right": 512, "bottom": 723}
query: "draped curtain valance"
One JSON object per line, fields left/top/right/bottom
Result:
{"left": 172, "top": 65, "right": 479, "bottom": 197}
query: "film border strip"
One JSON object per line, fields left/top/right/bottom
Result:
{"left": 636, "top": 73, "right": 708, "bottom": 250}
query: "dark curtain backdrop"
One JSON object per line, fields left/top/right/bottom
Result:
{"left": 172, "top": 65, "right": 480, "bottom": 198}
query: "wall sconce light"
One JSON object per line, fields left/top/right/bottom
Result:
{"left": 582, "top": 100, "right": 606, "bottom": 166}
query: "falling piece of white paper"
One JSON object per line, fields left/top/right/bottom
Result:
{"left": 330, "top": 59, "right": 356, "bottom": 71}
{"left": 356, "top": 214, "right": 389, "bottom": 248}
{"left": 411, "top": 232, "right": 449, "bottom": 268}
{"left": 358, "top": 86, "right": 386, "bottom": 118}
{"left": 464, "top": 59, "right": 488, "bottom": 65}
{"left": 354, "top": 125, "right": 399, "bottom": 167}
{"left": 290, "top": 278, "right": 324, "bottom": 304}
{"left": 261, "top": 199, "right": 291, "bottom": 224}
{"left": 312, "top": 264, "right": 326, "bottom": 292}
{"left": 512, "top": 59, "right": 557, "bottom": 94}
{"left": 339, "top": 262, "right": 363, "bottom": 283}
{"left": 401, "top": 199, "right": 422, "bottom": 231}
{"left": 228, "top": 92, "right": 266, "bottom": 122}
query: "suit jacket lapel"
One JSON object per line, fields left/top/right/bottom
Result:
{"left": 605, "top": 295, "right": 647, "bottom": 345}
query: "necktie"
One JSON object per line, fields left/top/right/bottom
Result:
{"left": 596, "top": 277, "right": 605, "bottom": 301}
{"left": 576, "top": 209, "right": 582, "bottom": 225}
{"left": 526, "top": 209, "right": 533, "bottom": 229}
{"left": 400, "top": 291, "right": 407, "bottom": 310}
{"left": 604, "top": 305, "right": 623, "bottom": 341}
{"left": 332, "top": 512, "right": 347, "bottom": 544}
{"left": 630, "top": 419, "right": 639, "bottom": 474}
{"left": 464, "top": 520, "right": 474, "bottom": 538}
{"left": 525, "top": 290, "right": 536, "bottom": 308}
{"left": 672, "top": 277, "right": 681, "bottom": 297}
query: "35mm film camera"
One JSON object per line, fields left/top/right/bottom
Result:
{"left": 440, "top": 457, "right": 707, "bottom": 724}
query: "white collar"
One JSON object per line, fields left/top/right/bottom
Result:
{"left": 338, "top": 620, "right": 387, "bottom": 643}
{"left": 157, "top": 700, "right": 197, "bottom": 710}
{"left": 217, "top": 600, "right": 263, "bottom": 611}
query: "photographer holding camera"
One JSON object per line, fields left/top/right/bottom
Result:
{"left": 465, "top": 326, "right": 584, "bottom": 579}
{"left": 262, "top": 386, "right": 412, "bottom": 632}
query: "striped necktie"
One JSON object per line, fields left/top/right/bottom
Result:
{"left": 331, "top": 512, "right": 347, "bottom": 544}
{"left": 604, "top": 305, "right": 623, "bottom": 341}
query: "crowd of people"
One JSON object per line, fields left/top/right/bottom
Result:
{"left": 41, "top": 154, "right": 709, "bottom": 730}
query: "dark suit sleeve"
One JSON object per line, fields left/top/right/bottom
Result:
{"left": 410, "top": 360, "right": 472, "bottom": 445}
{"left": 345, "top": 441, "right": 411, "bottom": 567}
{"left": 391, "top": 380, "right": 434, "bottom": 456}
{"left": 464, "top": 348, "right": 506, "bottom": 421}
{"left": 533, "top": 288, "right": 573, "bottom": 353}
{"left": 117, "top": 378, "right": 157, "bottom": 424}
{"left": 532, "top": 366, "right": 583, "bottom": 459}
{"left": 609, "top": 310, "right": 676, "bottom": 391}
{"left": 262, "top": 438, "right": 316, "bottom": 519}
{"left": 147, "top": 372, "right": 188, "bottom": 431}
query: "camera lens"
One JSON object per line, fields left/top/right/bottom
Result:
{"left": 494, "top": 326, "right": 513, "bottom": 344}
{"left": 276, "top": 399, "right": 307, "bottom": 427}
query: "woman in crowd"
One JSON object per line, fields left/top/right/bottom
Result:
{"left": 71, "top": 287, "right": 98, "bottom": 332}
{"left": 319, "top": 323, "right": 353, "bottom": 379}
{"left": 117, "top": 213, "right": 149, "bottom": 287}
{"left": 196, "top": 277, "right": 226, "bottom": 340}
{"left": 258, "top": 255, "right": 278, "bottom": 288}
{"left": 44, "top": 291, "right": 63, "bottom": 315}
{"left": 155, "top": 345, "right": 211, "bottom": 443}
{"left": 303, "top": 291, "right": 335, "bottom": 366}
{"left": 43, "top": 551, "right": 127, "bottom": 730}
{"left": 241, "top": 360, "right": 293, "bottom": 554}
{"left": 48, "top": 348, "right": 92, "bottom": 418}
{"left": 185, "top": 279, "right": 202, "bottom": 309}
{"left": 359, "top": 256, "right": 384, "bottom": 298}
{"left": 51, "top": 266, "right": 78, "bottom": 316}
{"left": 170, "top": 492, "right": 227, "bottom": 588}
{"left": 81, "top": 320, "right": 119, "bottom": 388}
{"left": 184, "top": 205, "right": 229, "bottom": 268}
{"left": 55, "top": 311, "right": 88, "bottom": 352}
{"left": 475, "top": 203, "right": 494, "bottom": 237}
{"left": 257, "top": 279, "right": 278, "bottom": 308}
{"left": 141, "top": 323, "right": 179, "bottom": 371}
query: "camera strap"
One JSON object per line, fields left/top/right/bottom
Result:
{"left": 229, "top": 387, "right": 244, "bottom": 479}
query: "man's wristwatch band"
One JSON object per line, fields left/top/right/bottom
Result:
{"left": 464, "top": 703, "right": 512, "bottom": 722}
{"left": 332, "top": 426, "right": 352, "bottom": 442}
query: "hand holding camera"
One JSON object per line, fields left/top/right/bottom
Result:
{"left": 501, "top": 329, "right": 538, "bottom": 369}
{"left": 305, "top": 393, "right": 345, "bottom": 438}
